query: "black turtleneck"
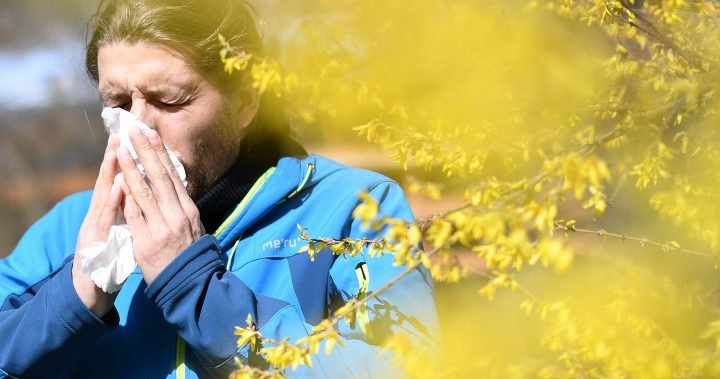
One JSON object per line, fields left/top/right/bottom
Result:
{"left": 194, "top": 134, "right": 307, "bottom": 234}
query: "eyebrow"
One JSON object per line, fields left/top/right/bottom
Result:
{"left": 99, "top": 89, "right": 126, "bottom": 104}
{"left": 99, "top": 83, "right": 198, "bottom": 104}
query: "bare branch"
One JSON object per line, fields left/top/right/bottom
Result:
{"left": 555, "top": 221, "right": 713, "bottom": 258}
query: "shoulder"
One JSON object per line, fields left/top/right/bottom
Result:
{"left": 281, "top": 154, "right": 412, "bottom": 220}
{"left": 56, "top": 190, "right": 93, "bottom": 211}
{"left": 14, "top": 191, "right": 92, "bottom": 256}
{"left": 45, "top": 191, "right": 93, "bottom": 227}
{"left": 0, "top": 191, "right": 92, "bottom": 296}
{"left": 300, "top": 154, "right": 399, "bottom": 193}
{"left": 22, "top": 190, "right": 92, "bottom": 248}
{"left": 19, "top": 191, "right": 92, "bottom": 236}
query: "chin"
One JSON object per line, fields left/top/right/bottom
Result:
{"left": 182, "top": 169, "right": 204, "bottom": 201}
{"left": 185, "top": 167, "right": 223, "bottom": 201}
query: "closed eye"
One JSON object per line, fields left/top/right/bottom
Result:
{"left": 158, "top": 101, "right": 185, "bottom": 107}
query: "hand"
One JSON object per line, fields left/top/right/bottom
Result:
{"left": 73, "top": 135, "right": 122, "bottom": 318}
{"left": 117, "top": 127, "right": 205, "bottom": 285}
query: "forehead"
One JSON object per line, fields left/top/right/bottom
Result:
{"left": 97, "top": 41, "right": 201, "bottom": 94}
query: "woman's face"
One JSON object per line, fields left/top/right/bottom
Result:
{"left": 97, "top": 41, "right": 245, "bottom": 199}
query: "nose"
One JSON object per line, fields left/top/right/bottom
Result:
{"left": 128, "top": 99, "right": 155, "bottom": 128}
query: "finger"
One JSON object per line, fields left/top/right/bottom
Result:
{"left": 130, "top": 128, "right": 194, "bottom": 236}
{"left": 128, "top": 127, "right": 182, "bottom": 210}
{"left": 143, "top": 129, "right": 185, "bottom": 189}
{"left": 107, "top": 133, "right": 121, "bottom": 151}
{"left": 96, "top": 182, "right": 122, "bottom": 233}
{"left": 114, "top": 173, "right": 132, "bottom": 226}
{"left": 92, "top": 136, "right": 118, "bottom": 197}
{"left": 114, "top": 173, "right": 130, "bottom": 196}
{"left": 117, "top": 145, "right": 164, "bottom": 226}
{"left": 98, "top": 134, "right": 120, "bottom": 186}
{"left": 88, "top": 136, "right": 120, "bottom": 216}
{"left": 122, "top": 192, "right": 148, "bottom": 240}
{"left": 144, "top": 129, "right": 204, "bottom": 238}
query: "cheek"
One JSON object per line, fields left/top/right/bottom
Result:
{"left": 156, "top": 112, "right": 213, "bottom": 152}
{"left": 160, "top": 112, "right": 239, "bottom": 198}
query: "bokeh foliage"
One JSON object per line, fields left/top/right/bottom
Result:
{"left": 224, "top": 0, "right": 720, "bottom": 378}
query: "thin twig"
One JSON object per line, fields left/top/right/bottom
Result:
{"left": 701, "top": 0, "right": 720, "bottom": 29}
{"left": 555, "top": 222, "right": 713, "bottom": 258}
{"left": 611, "top": 1, "right": 704, "bottom": 71}
{"left": 476, "top": 271, "right": 541, "bottom": 302}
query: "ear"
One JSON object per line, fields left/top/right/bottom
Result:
{"left": 232, "top": 76, "right": 260, "bottom": 129}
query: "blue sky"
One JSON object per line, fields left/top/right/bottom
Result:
{"left": 0, "top": 42, "right": 97, "bottom": 109}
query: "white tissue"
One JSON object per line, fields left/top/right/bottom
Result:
{"left": 78, "top": 107, "right": 188, "bottom": 293}
{"left": 79, "top": 225, "right": 134, "bottom": 293}
{"left": 100, "top": 107, "right": 187, "bottom": 188}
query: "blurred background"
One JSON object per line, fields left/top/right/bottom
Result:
{"left": 0, "top": 0, "right": 105, "bottom": 255}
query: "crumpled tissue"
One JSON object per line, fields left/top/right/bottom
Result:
{"left": 78, "top": 107, "right": 188, "bottom": 293}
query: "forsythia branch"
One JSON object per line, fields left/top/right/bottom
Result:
{"left": 555, "top": 220, "right": 713, "bottom": 258}
{"left": 610, "top": 1, "right": 704, "bottom": 70}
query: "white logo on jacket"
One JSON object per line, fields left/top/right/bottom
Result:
{"left": 262, "top": 237, "right": 303, "bottom": 250}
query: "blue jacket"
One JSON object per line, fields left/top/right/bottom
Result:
{"left": 0, "top": 155, "right": 438, "bottom": 379}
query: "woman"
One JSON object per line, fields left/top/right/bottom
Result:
{"left": 0, "top": 1, "right": 437, "bottom": 378}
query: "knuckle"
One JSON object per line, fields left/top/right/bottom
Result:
{"left": 156, "top": 155, "right": 179, "bottom": 178}
{"left": 118, "top": 153, "right": 136, "bottom": 169}
{"left": 180, "top": 220, "right": 193, "bottom": 236}
{"left": 125, "top": 208, "right": 142, "bottom": 223}
{"left": 154, "top": 228, "right": 172, "bottom": 244}
{"left": 137, "top": 186, "right": 155, "bottom": 200}
{"left": 136, "top": 135, "right": 153, "bottom": 151}
{"left": 174, "top": 213, "right": 192, "bottom": 232}
{"left": 187, "top": 207, "right": 201, "bottom": 223}
{"left": 154, "top": 149, "right": 171, "bottom": 164}
{"left": 166, "top": 166, "right": 181, "bottom": 180}
{"left": 99, "top": 200, "right": 113, "bottom": 214}
{"left": 193, "top": 226, "right": 205, "bottom": 240}
{"left": 149, "top": 166, "right": 173, "bottom": 183}
{"left": 161, "top": 232, "right": 173, "bottom": 244}
{"left": 158, "top": 168, "right": 173, "bottom": 183}
{"left": 126, "top": 202, "right": 142, "bottom": 218}
{"left": 134, "top": 140, "right": 153, "bottom": 155}
{"left": 148, "top": 136, "right": 162, "bottom": 149}
{"left": 140, "top": 144, "right": 154, "bottom": 155}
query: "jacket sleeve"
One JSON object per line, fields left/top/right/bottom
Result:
{"left": 145, "top": 235, "right": 279, "bottom": 378}
{"left": 0, "top": 193, "right": 119, "bottom": 379}
{"left": 316, "top": 181, "right": 440, "bottom": 378}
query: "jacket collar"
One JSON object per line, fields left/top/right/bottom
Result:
{"left": 194, "top": 132, "right": 307, "bottom": 245}
{"left": 214, "top": 156, "right": 310, "bottom": 250}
